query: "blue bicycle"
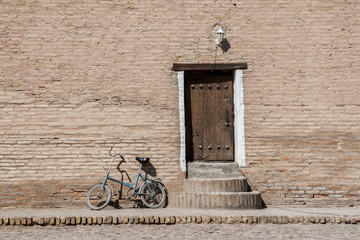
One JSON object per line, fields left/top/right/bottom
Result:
{"left": 86, "top": 147, "right": 166, "bottom": 210}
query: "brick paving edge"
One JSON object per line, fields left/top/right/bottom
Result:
{"left": 0, "top": 215, "right": 359, "bottom": 226}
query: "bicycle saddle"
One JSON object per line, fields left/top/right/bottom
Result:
{"left": 136, "top": 157, "right": 150, "bottom": 164}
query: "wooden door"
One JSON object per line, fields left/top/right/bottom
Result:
{"left": 185, "top": 72, "right": 234, "bottom": 161}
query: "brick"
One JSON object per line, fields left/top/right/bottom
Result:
{"left": 10, "top": 217, "right": 15, "bottom": 226}
{"left": 165, "top": 216, "right": 171, "bottom": 225}
{"left": 104, "top": 216, "right": 112, "bottom": 224}
{"left": 15, "top": 217, "right": 21, "bottom": 226}
{"left": 49, "top": 217, "right": 56, "bottom": 226}
{"left": 123, "top": 216, "right": 129, "bottom": 224}
{"left": 112, "top": 216, "right": 118, "bottom": 225}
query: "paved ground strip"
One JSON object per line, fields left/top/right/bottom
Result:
{"left": 1, "top": 224, "right": 359, "bottom": 240}
{"left": 1, "top": 206, "right": 359, "bottom": 217}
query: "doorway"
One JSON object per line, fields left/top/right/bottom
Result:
{"left": 173, "top": 63, "right": 247, "bottom": 172}
{"left": 185, "top": 70, "right": 234, "bottom": 162}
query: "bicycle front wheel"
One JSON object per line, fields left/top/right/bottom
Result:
{"left": 140, "top": 181, "right": 166, "bottom": 209}
{"left": 86, "top": 184, "right": 112, "bottom": 210}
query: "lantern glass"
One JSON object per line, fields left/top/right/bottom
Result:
{"left": 215, "top": 27, "right": 225, "bottom": 46}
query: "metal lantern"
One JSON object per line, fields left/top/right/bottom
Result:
{"left": 215, "top": 26, "right": 225, "bottom": 46}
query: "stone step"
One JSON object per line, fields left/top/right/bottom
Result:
{"left": 169, "top": 192, "right": 263, "bottom": 209}
{"left": 187, "top": 162, "right": 239, "bottom": 178}
{"left": 184, "top": 177, "right": 250, "bottom": 193}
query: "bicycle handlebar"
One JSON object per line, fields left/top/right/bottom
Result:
{"left": 108, "top": 147, "right": 125, "bottom": 160}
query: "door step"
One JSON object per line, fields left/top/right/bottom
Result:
{"left": 184, "top": 177, "right": 250, "bottom": 192}
{"left": 169, "top": 177, "right": 263, "bottom": 209}
{"left": 187, "top": 162, "right": 239, "bottom": 178}
{"left": 169, "top": 190, "right": 262, "bottom": 209}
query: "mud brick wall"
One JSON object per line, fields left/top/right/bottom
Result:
{"left": 1, "top": 0, "right": 359, "bottom": 207}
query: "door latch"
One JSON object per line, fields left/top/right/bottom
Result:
{"left": 225, "top": 109, "right": 230, "bottom": 126}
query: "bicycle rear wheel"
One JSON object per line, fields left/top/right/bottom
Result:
{"left": 140, "top": 181, "right": 166, "bottom": 209}
{"left": 86, "top": 184, "right": 112, "bottom": 210}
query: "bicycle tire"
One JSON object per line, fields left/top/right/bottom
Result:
{"left": 86, "top": 184, "right": 112, "bottom": 210}
{"left": 140, "top": 181, "right": 166, "bottom": 209}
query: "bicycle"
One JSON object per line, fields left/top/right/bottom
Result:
{"left": 86, "top": 147, "right": 167, "bottom": 210}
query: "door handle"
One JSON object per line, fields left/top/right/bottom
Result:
{"left": 225, "top": 109, "right": 230, "bottom": 126}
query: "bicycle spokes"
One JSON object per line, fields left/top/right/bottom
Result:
{"left": 86, "top": 184, "right": 112, "bottom": 210}
{"left": 140, "top": 182, "right": 166, "bottom": 208}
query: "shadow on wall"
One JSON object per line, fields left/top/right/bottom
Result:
{"left": 220, "top": 39, "right": 231, "bottom": 53}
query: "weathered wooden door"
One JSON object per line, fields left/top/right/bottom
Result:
{"left": 185, "top": 72, "right": 234, "bottom": 161}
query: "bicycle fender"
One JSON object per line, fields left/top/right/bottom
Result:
{"left": 150, "top": 179, "right": 165, "bottom": 187}
{"left": 142, "top": 180, "right": 167, "bottom": 193}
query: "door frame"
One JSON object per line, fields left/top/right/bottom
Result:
{"left": 173, "top": 63, "right": 247, "bottom": 171}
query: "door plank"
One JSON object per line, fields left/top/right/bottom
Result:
{"left": 203, "top": 75, "right": 234, "bottom": 161}
{"left": 186, "top": 75, "right": 204, "bottom": 160}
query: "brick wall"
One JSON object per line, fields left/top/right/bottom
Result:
{"left": 0, "top": 0, "right": 359, "bottom": 207}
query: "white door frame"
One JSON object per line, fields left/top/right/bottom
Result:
{"left": 177, "top": 69, "right": 245, "bottom": 171}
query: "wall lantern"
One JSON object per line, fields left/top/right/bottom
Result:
{"left": 215, "top": 26, "right": 225, "bottom": 46}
